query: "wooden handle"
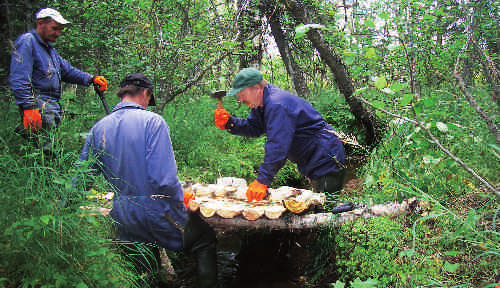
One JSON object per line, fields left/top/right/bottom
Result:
{"left": 217, "top": 98, "right": 223, "bottom": 109}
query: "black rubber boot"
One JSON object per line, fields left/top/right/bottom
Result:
{"left": 183, "top": 213, "right": 217, "bottom": 288}
{"left": 311, "top": 168, "right": 347, "bottom": 208}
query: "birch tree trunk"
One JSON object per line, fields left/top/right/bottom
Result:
{"left": 280, "top": 0, "right": 379, "bottom": 146}
{"left": 262, "top": 2, "right": 309, "bottom": 98}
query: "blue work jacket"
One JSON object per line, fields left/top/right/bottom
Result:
{"left": 79, "top": 102, "right": 187, "bottom": 251}
{"left": 8, "top": 29, "right": 92, "bottom": 109}
{"left": 227, "top": 84, "right": 345, "bottom": 186}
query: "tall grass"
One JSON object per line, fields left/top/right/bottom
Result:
{"left": 0, "top": 93, "right": 135, "bottom": 287}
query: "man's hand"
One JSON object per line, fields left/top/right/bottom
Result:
{"left": 183, "top": 191, "right": 195, "bottom": 209}
{"left": 246, "top": 180, "right": 268, "bottom": 202}
{"left": 92, "top": 76, "right": 108, "bottom": 92}
{"left": 23, "top": 109, "right": 42, "bottom": 132}
{"left": 214, "top": 108, "right": 230, "bottom": 130}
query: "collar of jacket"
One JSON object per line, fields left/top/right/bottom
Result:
{"left": 30, "top": 29, "right": 54, "bottom": 50}
{"left": 112, "top": 101, "right": 146, "bottom": 113}
{"left": 257, "top": 83, "right": 272, "bottom": 111}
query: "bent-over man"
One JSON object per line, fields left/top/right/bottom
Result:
{"left": 215, "top": 68, "right": 346, "bottom": 202}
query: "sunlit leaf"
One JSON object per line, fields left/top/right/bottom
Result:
{"left": 390, "top": 82, "right": 406, "bottom": 92}
{"left": 399, "top": 249, "right": 415, "bottom": 257}
{"left": 436, "top": 122, "right": 448, "bottom": 132}
{"left": 444, "top": 250, "right": 460, "bottom": 256}
{"left": 382, "top": 87, "right": 394, "bottom": 94}
{"left": 295, "top": 23, "right": 326, "bottom": 39}
{"left": 423, "top": 155, "right": 440, "bottom": 165}
{"left": 364, "top": 19, "right": 375, "bottom": 28}
{"left": 343, "top": 51, "right": 357, "bottom": 65}
{"left": 365, "top": 175, "right": 377, "bottom": 187}
{"left": 379, "top": 12, "right": 390, "bottom": 20}
{"left": 76, "top": 282, "right": 88, "bottom": 288}
{"left": 40, "top": 215, "right": 52, "bottom": 225}
{"left": 424, "top": 97, "right": 436, "bottom": 107}
{"left": 331, "top": 280, "right": 346, "bottom": 288}
{"left": 365, "top": 47, "right": 376, "bottom": 58}
{"left": 400, "top": 94, "right": 414, "bottom": 106}
{"left": 372, "top": 100, "right": 385, "bottom": 108}
{"left": 353, "top": 87, "right": 368, "bottom": 96}
{"left": 442, "top": 261, "right": 460, "bottom": 273}
{"left": 374, "top": 76, "right": 387, "bottom": 89}
{"left": 351, "top": 277, "right": 380, "bottom": 288}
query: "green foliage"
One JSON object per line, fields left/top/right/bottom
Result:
{"left": 0, "top": 98, "right": 135, "bottom": 287}
{"left": 334, "top": 217, "right": 419, "bottom": 287}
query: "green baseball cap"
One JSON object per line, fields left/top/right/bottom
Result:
{"left": 227, "top": 68, "right": 263, "bottom": 97}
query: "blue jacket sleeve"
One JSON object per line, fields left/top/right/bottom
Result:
{"left": 227, "top": 110, "right": 265, "bottom": 138}
{"left": 58, "top": 53, "right": 92, "bottom": 85}
{"left": 8, "top": 34, "right": 36, "bottom": 108}
{"left": 256, "top": 104, "right": 297, "bottom": 186}
{"left": 145, "top": 116, "right": 184, "bottom": 202}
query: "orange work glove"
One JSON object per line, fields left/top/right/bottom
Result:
{"left": 246, "top": 180, "right": 268, "bottom": 202}
{"left": 183, "top": 191, "right": 195, "bottom": 209}
{"left": 92, "top": 75, "right": 108, "bottom": 92}
{"left": 214, "top": 108, "right": 230, "bottom": 130}
{"left": 23, "top": 109, "right": 42, "bottom": 132}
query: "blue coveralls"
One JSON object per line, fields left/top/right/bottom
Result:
{"left": 79, "top": 102, "right": 216, "bottom": 287}
{"left": 8, "top": 29, "right": 92, "bottom": 128}
{"left": 227, "top": 84, "right": 345, "bottom": 187}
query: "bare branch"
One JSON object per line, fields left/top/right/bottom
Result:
{"left": 156, "top": 50, "right": 231, "bottom": 111}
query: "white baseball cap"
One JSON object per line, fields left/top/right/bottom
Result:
{"left": 36, "top": 8, "right": 70, "bottom": 25}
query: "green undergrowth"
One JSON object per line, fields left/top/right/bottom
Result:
{"left": 327, "top": 83, "right": 499, "bottom": 287}
{"left": 0, "top": 97, "right": 135, "bottom": 287}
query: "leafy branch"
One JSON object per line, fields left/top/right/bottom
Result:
{"left": 357, "top": 94, "right": 500, "bottom": 198}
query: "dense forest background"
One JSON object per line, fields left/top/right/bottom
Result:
{"left": 0, "top": 0, "right": 498, "bottom": 287}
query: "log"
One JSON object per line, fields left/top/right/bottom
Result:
{"left": 203, "top": 198, "right": 420, "bottom": 232}
{"left": 80, "top": 198, "right": 421, "bottom": 232}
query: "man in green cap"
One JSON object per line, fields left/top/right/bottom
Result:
{"left": 214, "top": 67, "right": 346, "bottom": 201}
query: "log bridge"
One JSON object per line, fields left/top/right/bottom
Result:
{"left": 80, "top": 197, "right": 421, "bottom": 232}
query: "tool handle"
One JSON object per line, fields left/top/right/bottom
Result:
{"left": 94, "top": 84, "right": 111, "bottom": 115}
{"left": 217, "top": 98, "right": 223, "bottom": 109}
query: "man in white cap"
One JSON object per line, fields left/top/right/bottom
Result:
{"left": 8, "top": 7, "right": 107, "bottom": 142}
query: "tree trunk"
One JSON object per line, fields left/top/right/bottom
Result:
{"left": 1, "top": 0, "right": 38, "bottom": 89}
{"left": 237, "top": 0, "right": 263, "bottom": 69}
{"left": 262, "top": 3, "right": 309, "bottom": 97}
{"left": 280, "top": 0, "right": 379, "bottom": 146}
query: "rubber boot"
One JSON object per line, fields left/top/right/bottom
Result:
{"left": 183, "top": 213, "right": 217, "bottom": 288}
{"left": 311, "top": 168, "right": 346, "bottom": 208}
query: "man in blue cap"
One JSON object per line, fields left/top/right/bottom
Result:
{"left": 214, "top": 67, "right": 346, "bottom": 201}
{"left": 9, "top": 7, "right": 107, "bottom": 136}
{"left": 79, "top": 73, "right": 216, "bottom": 287}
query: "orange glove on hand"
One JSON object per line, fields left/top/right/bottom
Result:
{"left": 214, "top": 108, "right": 230, "bottom": 130}
{"left": 92, "top": 76, "right": 108, "bottom": 92}
{"left": 23, "top": 109, "right": 42, "bottom": 132}
{"left": 246, "top": 180, "right": 268, "bottom": 202}
{"left": 183, "top": 191, "right": 195, "bottom": 209}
